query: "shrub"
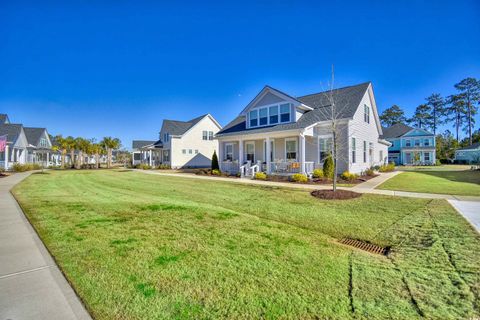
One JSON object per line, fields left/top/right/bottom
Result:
{"left": 211, "top": 169, "right": 221, "bottom": 176}
{"left": 156, "top": 164, "right": 171, "bottom": 170}
{"left": 254, "top": 172, "right": 267, "bottom": 180}
{"left": 291, "top": 173, "right": 308, "bottom": 183}
{"left": 211, "top": 150, "right": 219, "bottom": 171}
{"left": 340, "top": 171, "right": 358, "bottom": 181}
{"left": 312, "top": 169, "right": 324, "bottom": 179}
{"left": 435, "top": 159, "right": 442, "bottom": 166}
{"left": 378, "top": 162, "right": 395, "bottom": 172}
{"left": 323, "top": 155, "right": 334, "bottom": 179}
{"left": 365, "top": 168, "right": 375, "bottom": 176}
{"left": 135, "top": 163, "right": 151, "bottom": 170}
{"left": 12, "top": 163, "right": 42, "bottom": 172}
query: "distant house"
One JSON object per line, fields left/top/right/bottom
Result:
{"left": 0, "top": 114, "right": 56, "bottom": 170}
{"left": 215, "top": 82, "right": 390, "bottom": 177}
{"left": 454, "top": 143, "right": 480, "bottom": 164}
{"left": 382, "top": 123, "right": 436, "bottom": 165}
{"left": 132, "top": 114, "right": 221, "bottom": 168}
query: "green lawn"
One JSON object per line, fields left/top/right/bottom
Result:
{"left": 377, "top": 169, "right": 480, "bottom": 196}
{"left": 12, "top": 170, "right": 480, "bottom": 319}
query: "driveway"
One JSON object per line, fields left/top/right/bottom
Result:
{"left": 0, "top": 172, "right": 91, "bottom": 320}
{"left": 448, "top": 200, "right": 480, "bottom": 233}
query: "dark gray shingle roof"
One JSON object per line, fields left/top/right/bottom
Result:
{"left": 162, "top": 114, "right": 209, "bottom": 136}
{"left": 0, "top": 123, "right": 23, "bottom": 144}
{"left": 217, "top": 82, "right": 371, "bottom": 137}
{"left": 457, "top": 142, "right": 480, "bottom": 151}
{"left": 24, "top": 127, "right": 47, "bottom": 146}
{"left": 381, "top": 123, "right": 413, "bottom": 139}
{"left": 132, "top": 140, "right": 155, "bottom": 149}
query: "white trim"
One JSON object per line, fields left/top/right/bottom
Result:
{"left": 245, "top": 141, "right": 255, "bottom": 162}
{"left": 246, "top": 102, "right": 293, "bottom": 129}
{"left": 224, "top": 143, "right": 234, "bottom": 161}
{"left": 284, "top": 137, "right": 298, "bottom": 161}
{"left": 240, "top": 86, "right": 312, "bottom": 115}
{"left": 263, "top": 138, "right": 275, "bottom": 162}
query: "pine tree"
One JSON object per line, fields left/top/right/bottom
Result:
{"left": 211, "top": 150, "right": 219, "bottom": 170}
{"left": 323, "top": 154, "right": 334, "bottom": 180}
{"left": 425, "top": 93, "right": 446, "bottom": 135}
{"left": 446, "top": 94, "right": 466, "bottom": 142}
{"left": 454, "top": 78, "right": 480, "bottom": 145}
{"left": 379, "top": 105, "right": 407, "bottom": 127}
{"left": 408, "top": 104, "right": 432, "bottom": 129}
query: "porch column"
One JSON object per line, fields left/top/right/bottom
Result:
{"left": 4, "top": 145, "right": 8, "bottom": 170}
{"left": 266, "top": 137, "right": 271, "bottom": 174}
{"left": 239, "top": 139, "right": 244, "bottom": 164}
{"left": 47, "top": 152, "right": 50, "bottom": 166}
{"left": 300, "top": 134, "right": 306, "bottom": 174}
{"left": 218, "top": 141, "right": 223, "bottom": 170}
{"left": 149, "top": 150, "right": 152, "bottom": 166}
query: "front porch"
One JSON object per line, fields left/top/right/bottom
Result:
{"left": 218, "top": 134, "right": 318, "bottom": 177}
{"left": 133, "top": 147, "right": 170, "bottom": 167}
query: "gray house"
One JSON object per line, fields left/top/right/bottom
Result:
{"left": 455, "top": 143, "right": 480, "bottom": 164}
{"left": 216, "top": 82, "right": 390, "bottom": 177}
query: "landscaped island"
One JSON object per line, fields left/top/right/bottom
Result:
{"left": 12, "top": 170, "right": 480, "bottom": 319}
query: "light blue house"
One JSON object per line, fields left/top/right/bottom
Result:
{"left": 454, "top": 142, "right": 480, "bottom": 164}
{"left": 382, "top": 123, "right": 436, "bottom": 165}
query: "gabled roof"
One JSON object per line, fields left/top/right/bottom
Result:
{"left": 161, "top": 114, "right": 221, "bottom": 136}
{"left": 381, "top": 123, "right": 413, "bottom": 139}
{"left": 24, "top": 127, "right": 47, "bottom": 146}
{"left": 132, "top": 140, "right": 155, "bottom": 149}
{"left": 456, "top": 142, "right": 480, "bottom": 151}
{"left": 382, "top": 123, "right": 433, "bottom": 139}
{"left": 0, "top": 114, "right": 9, "bottom": 124}
{"left": 217, "top": 82, "right": 371, "bottom": 137}
{"left": 0, "top": 123, "right": 24, "bottom": 144}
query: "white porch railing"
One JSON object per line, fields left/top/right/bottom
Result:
{"left": 269, "top": 161, "right": 315, "bottom": 174}
{"left": 221, "top": 160, "right": 240, "bottom": 174}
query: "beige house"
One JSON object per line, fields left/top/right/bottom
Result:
{"left": 215, "top": 82, "right": 390, "bottom": 177}
{"left": 132, "top": 114, "right": 222, "bottom": 168}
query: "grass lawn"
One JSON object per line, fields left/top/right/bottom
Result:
{"left": 377, "top": 169, "right": 480, "bottom": 196}
{"left": 12, "top": 170, "right": 480, "bottom": 319}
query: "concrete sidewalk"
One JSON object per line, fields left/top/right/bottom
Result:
{"left": 448, "top": 200, "right": 480, "bottom": 233}
{"left": 0, "top": 172, "right": 91, "bottom": 320}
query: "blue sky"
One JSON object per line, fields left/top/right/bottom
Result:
{"left": 1, "top": 1, "right": 479, "bottom": 148}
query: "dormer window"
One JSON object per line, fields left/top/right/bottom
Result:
{"left": 280, "top": 104, "right": 291, "bottom": 122}
{"left": 259, "top": 108, "right": 268, "bottom": 126}
{"left": 163, "top": 133, "right": 170, "bottom": 142}
{"left": 249, "top": 110, "right": 258, "bottom": 127}
{"left": 269, "top": 106, "right": 279, "bottom": 124}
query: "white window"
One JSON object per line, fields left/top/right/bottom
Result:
{"left": 351, "top": 137, "right": 356, "bottom": 163}
{"left": 246, "top": 142, "right": 255, "bottom": 162}
{"left": 182, "top": 149, "right": 186, "bottom": 154}
{"left": 40, "top": 138, "right": 48, "bottom": 148}
{"left": 259, "top": 108, "right": 268, "bottom": 126}
{"left": 319, "top": 137, "right": 332, "bottom": 162}
{"left": 225, "top": 143, "right": 233, "bottom": 161}
{"left": 208, "top": 131, "right": 214, "bottom": 141}
{"left": 364, "top": 105, "right": 370, "bottom": 123}
{"left": 369, "top": 143, "right": 374, "bottom": 162}
{"left": 424, "top": 152, "right": 430, "bottom": 161}
{"left": 249, "top": 110, "right": 258, "bottom": 127}
{"left": 263, "top": 140, "right": 275, "bottom": 162}
{"left": 285, "top": 139, "right": 297, "bottom": 160}
{"left": 195, "top": 149, "right": 198, "bottom": 154}
{"left": 280, "top": 104, "right": 291, "bottom": 122}
{"left": 163, "top": 150, "right": 170, "bottom": 161}
{"left": 415, "top": 139, "right": 420, "bottom": 146}
{"left": 269, "top": 105, "right": 279, "bottom": 124}
{"left": 202, "top": 131, "right": 208, "bottom": 140}
{"left": 363, "top": 141, "right": 367, "bottom": 163}
{"left": 405, "top": 139, "right": 411, "bottom": 147}
{"left": 163, "top": 133, "right": 169, "bottom": 142}
{"left": 424, "top": 139, "right": 430, "bottom": 146}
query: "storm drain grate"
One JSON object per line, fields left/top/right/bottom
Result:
{"left": 339, "top": 238, "right": 389, "bottom": 255}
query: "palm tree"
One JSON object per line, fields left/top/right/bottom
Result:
{"left": 53, "top": 135, "right": 69, "bottom": 168}
{"left": 75, "top": 137, "right": 91, "bottom": 169}
{"left": 65, "top": 136, "right": 76, "bottom": 168}
{"left": 100, "top": 137, "right": 121, "bottom": 168}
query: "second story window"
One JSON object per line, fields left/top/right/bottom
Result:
{"left": 163, "top": 133, "right": 169, "bottom": 142}
{"left": 280, "top": 104, "right": 290, "bottom": 122}
{"left": 364, "top": 105, "right": 370, "bottom": 123}
{"left": 40, "top": 138, "right": 48, "bottom": 148}
{"left": 259, "top": 108, "right": 268, "bottom": 126}
{"left": 405, "top": 139, "right": 411, "bottom": 147}
{"left": 269, "top": 106, "right": 279, "bottom": 124}
{"left": 202, "top": 131, "right": 207, "bottom": 140}
{"left": 424, "top": 139, "right": 430, "bottom": 146}
{"left": 415, "top": 139, "right": 420, "bottom": 146}
{"left": 208, "top": 131, "right": 214, "bottom": 140}
{"left": 249, "top": 110, "right": 258, "bottom": 127}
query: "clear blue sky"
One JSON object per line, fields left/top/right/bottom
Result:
{"left": 1, "top": 1, "right": 479, "bottom": 148}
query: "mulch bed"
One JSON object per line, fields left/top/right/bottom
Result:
{"left": 266, "top": 174, "right": 378, "bottom": 185}
{"left": 311, "top": 189, "right": 362, "bottom": 200}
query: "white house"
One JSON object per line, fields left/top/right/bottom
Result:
{"left": 215, "top": 82, "right": 390, "bottom": 177}
{"left": 132, "top": 114, "right": 222, "bottom": 168}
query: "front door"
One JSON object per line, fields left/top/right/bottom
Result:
{"left": 246, "top": 142, "right": 255, "bottom": 162}
{"left": 405, "top": 152, "right": 411, "bottom": 165}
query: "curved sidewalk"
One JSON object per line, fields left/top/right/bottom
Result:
{"left": 0, "top": 172, "right": 91, "bottom": 320}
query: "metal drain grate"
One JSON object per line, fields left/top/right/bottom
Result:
{"left": 339, "top": 238, "right": 388, "bottom": 255}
